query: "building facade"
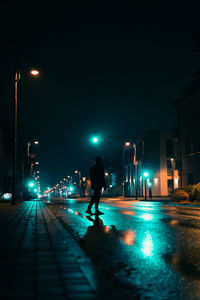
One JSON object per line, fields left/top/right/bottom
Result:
{"left": 141, "top": 130, "right": 180, "bottom": 196}
{"left": 175, "top": 73, "right": 200, "bottom": 187}
{"left": 0, "top": 128, "right": 4, "bottom": 194}
{"left": 123, "top": 130, "right": 180, "bottom": 197}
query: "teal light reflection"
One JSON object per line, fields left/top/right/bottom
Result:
{"left": 140, "top": 213, "right": 154, "bottom": 221}
{"left": 141, "top": 232, "right": 153, "bottom": 257}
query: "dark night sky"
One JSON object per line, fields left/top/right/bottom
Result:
{"left": 1, "top": 2, "right": 200, "bottom": 188}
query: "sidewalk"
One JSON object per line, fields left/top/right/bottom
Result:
{"left": 0, "top": 200, "right": 120, "bottom": 300}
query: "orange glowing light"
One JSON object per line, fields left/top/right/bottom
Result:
{"left": 171, "top": 220, "right": 178, "bottom": 225}
{"left": 120, "top": 210, "right": 136, "bottom": 216}
{"left": 30, "top": 69, "right": 39, "bottom": 76}
{"left": 120, "top": 230, "right": 136, "bottom": 246}
{"left": 104, "top": 226, "right": 110, "bottom": 233}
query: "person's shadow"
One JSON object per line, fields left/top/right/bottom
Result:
{"left": 79, "top": 215, "right": 121, "bottom": 253}
{"left": 86, "top": 215, "right": 104, "bottom": 228}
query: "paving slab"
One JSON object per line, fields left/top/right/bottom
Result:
{"left": 0, "top": 200, "right": 120, "bottom": 300}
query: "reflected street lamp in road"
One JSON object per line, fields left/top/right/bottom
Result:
{"left": 12, "top": 60, "right": 39, "bottom": 205}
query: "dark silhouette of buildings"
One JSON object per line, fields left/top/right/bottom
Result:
{"left": 175, "top": 72, "right": 200, "bottom": 187}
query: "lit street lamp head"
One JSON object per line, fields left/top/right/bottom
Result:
{"left": 91, "top": 136, "right": 99, "bottom": 143}
{"left": 28, "top": 181, "right": 35, "bottom": 188}
{"left": 143, "top": 172, "right": 149, "bottom": 178}
{"left": 30, "top": 69, "right": 39, "bottom": 76}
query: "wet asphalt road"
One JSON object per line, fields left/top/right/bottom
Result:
{"left": 47, "top": 198, "right": 200, "bottom": 299}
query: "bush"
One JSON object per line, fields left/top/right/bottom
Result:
{"left": 172, "top": 189, "right": 189, "bottom": 201}
{"left": 184, "top": 183, "right": 200, "bottom": 201}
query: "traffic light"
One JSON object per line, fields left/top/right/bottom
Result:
{"left": 28, "top": 181, "right": 35, "bottom": 188}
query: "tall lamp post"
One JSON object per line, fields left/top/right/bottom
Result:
{"left": 123, "top": 141, "right": 138, "bottom": 198}
{"left": 27, "top": 140, "right": 39, "bottom": 157}
{"left": 143, "top": 171, "right": 149, "bottom": 201}
{"left": 12, "top": 61, "right": 39, "bottom": 205}
{"left": 171, "top": 158, "right": 175, "bottom": 193}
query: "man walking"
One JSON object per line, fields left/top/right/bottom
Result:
{"left": 86, "top": 156, "right": 106, "bottom": 215}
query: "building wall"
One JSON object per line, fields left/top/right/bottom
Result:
{"left": 123, "top": 130, "right": 180, "bottom": 197}
{"left": 176, "top": 78, "right": 200, "bottom": 186}
{"left": 142, "top": 130, "right": 179, "bottom": 196}
{"left": 143, "top": 130, "right": 161, "bottom": 196}
{"left": 0, "top": 129, "right": 4, "bottom": 193}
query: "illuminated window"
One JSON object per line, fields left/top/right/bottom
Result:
{"left": 154, "top": 178, "right": 158, "bottom": 184}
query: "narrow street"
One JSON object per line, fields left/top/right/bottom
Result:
{"left": 48, "top": 198, "right": 200, "bottom": 299}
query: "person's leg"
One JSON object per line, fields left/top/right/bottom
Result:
{"left": 94, "top": 189, "right": 101, "bottom": 211}
{"left": 87, "top": 190, "right": 95, "bottom": 211}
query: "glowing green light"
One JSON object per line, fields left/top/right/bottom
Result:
{"left": 143, "top": 172, "right": 149, "bottom": 178}
{"left": 28, "top": 181, "right": 35, "bottom": 188}
{"left": 34, "top": 188, "right": 38, "bottom": 192}
{"left": 90, "top": 136, "right": 100, "bottom": 144}
{"left": 93, "top": 137, "right": 98, "bottom": 143}
{"left": 148, "top": 182, "right": 152, "bottom": 187}
{"left": 47, "top": 187, "right": 50, "bottom": 190}
{"left": 69, "top": 187, "right": 73, "bottom": 191}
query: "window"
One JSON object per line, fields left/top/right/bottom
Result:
{"left": 185, "top": 139, "right": 193, "bottom": 155}
{"left": 167, "top": 159, "right": 172, "bottom": 176}
{"left": 166, "top": 139, "right": 174, "bottom": 157}
{"left": 168, "top": 179, "right": 173, "bottom": 188}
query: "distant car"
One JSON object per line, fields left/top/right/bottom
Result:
{"left": 1, "top": 193, "right": 12, "bottom": 200}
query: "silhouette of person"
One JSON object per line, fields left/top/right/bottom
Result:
{"left": 86, "top": 156, "right": 106, "bottom": 215}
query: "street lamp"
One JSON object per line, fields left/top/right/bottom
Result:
{"left": 28, "top": 181, "right": 35, "bottom": 188}
{"left": 30, "top": 69, "right": 39, "bottom": 76}
{"left": 143, "top": 172, "right": 149, "bottom": 178}
{"left": 171, "top": 158, "right": 175, "bottom": 192}
{"left": 27, "top": 140, "right": 39, "bottom": 174}
{"left": 124, "top": 141, "right": 138, "bottom": 199}
{"left": 90, "top": 135, "right": 101, "bottom": 144}
{"left": 12, "top": 61, "right": 39, "bottom": 205}
{"left": 27, "top": 140, "right": 39, "bottom": 156}
{"left": 143, "top": 171, "right": 149, "bottom": 201}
